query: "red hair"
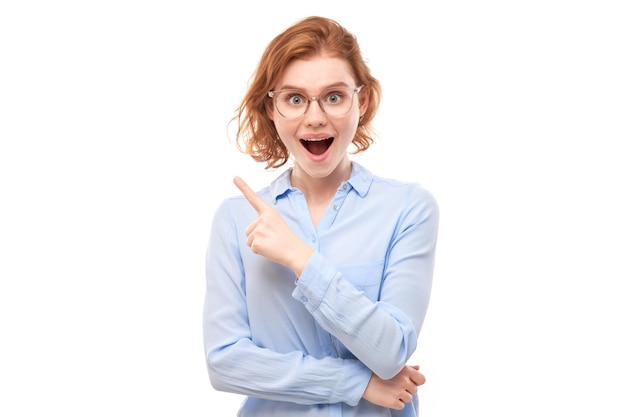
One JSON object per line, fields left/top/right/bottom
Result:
{"left": 231, "top": 16, "right": 382, "bottom": 169}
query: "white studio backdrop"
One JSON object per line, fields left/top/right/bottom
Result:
{"left": 1, "top": 1, "right": 625, "bottom": 416}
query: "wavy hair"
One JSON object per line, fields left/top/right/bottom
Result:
{"left": 230, "top": 16, "right": 382, "bottom": 169}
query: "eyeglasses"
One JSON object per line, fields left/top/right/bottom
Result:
{"left": 268, "top": 85, "right": 363, "bottom": 120}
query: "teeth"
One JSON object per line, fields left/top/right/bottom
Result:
{"left": 302, "top": 137, "right": 330, "bottom": 142}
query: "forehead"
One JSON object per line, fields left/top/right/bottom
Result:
{"left": 276, "top": 54, "right": 356, "bottom": 91}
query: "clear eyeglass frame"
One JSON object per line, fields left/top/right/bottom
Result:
{"left": 268, "top": 85, "right": 363, "bottom": 120}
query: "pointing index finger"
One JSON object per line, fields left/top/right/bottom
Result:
{"left": 233, "top": 176, "right": 269, "bottom": 213}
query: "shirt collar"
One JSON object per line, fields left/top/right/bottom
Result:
{"left": 268, "top": 161, "right": 373, "bottom": 204}
{"left": 346, "top": 161, "right": 373, "bottom": 197}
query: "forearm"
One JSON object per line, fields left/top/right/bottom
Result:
{"left": 206, "top": 338, "right": 370, "bottom": 405}
{"left": 293, "top": 253, "right": 423, "bottom": 379}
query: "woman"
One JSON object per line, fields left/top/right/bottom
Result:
{"left": 203, "top": 16, "right": 439, "bottom": 416}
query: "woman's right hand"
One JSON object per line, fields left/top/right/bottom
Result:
{"left": 362, "top": 365, "right": 426, "bottom": 410}
{"left": 234, "top": 176, "right": 314, "bottom": 277}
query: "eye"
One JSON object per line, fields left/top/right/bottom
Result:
{"left": 286, "top": 93, "right": 306, "bottom": 106}
{"left": 323, "top": 91, "right": 345, "bottom": 105}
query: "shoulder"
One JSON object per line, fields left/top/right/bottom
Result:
{"left": 351, "top": 161, "right": 438, "bottom": 212}
{"left": 372, "top": 174, "right": 437, "bottom": 208}
{"left": 211, "top": 193, "right": 257, "bottom": 227}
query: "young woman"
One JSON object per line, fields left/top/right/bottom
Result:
{"left": 203, "top": 16, "right": 439, "bottom": 416}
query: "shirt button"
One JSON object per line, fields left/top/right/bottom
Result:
{"left": 301, "top": 296, "right": 308, "bottom": 302}
{"left": 333, "top": 204, "right": 339, "bottom": 211}
{"left": 342, "top": 184, "right": 347, "bottom": 190}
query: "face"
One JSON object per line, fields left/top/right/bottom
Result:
{"left": 268, "top": 53, "right": 368, "bottom": 183}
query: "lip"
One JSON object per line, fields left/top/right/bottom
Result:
{"left": 300, "top": 133, "right": 333, "bottom": 140}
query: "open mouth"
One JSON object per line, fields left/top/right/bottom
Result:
{"left": 300, "top": 137, "right": 334, "bottom": 156}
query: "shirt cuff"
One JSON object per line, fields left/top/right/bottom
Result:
{"left": 291, "top": 251, "right": 335, "bottom": 311}
{"left": 330, "top": 359, "right": 372, "bottom": 406}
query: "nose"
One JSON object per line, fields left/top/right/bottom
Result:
{"left": 304, "top": 98, "right": 327, "bottom": 126}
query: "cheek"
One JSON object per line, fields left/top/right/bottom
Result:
{"left": 342, "top": 116, "right": 361, "bottom": 145}
{"left": 273, "top": 118, "right": 297, "bottom": 143}
{"left": 342, "top": 111, "right": 361, "bottom": 134}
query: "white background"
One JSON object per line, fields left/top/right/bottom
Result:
{"left": 1, "top": 1, "right": 625, "bottom": 416}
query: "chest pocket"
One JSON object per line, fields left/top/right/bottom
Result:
{"left": 336, "top": 260, "right": 385, "bottom": 302}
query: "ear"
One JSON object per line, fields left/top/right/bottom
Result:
{"left": 358, "top": 87, "right": 369, "bottom": 117}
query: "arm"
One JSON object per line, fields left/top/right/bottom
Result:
{"left": 293, "top": 184, "right": 439, "bottom": 379}
{"left": 231, "top": 177, "right": 439, "bottom": 379}
{"left": 203, "top": 199, "right": 371, "bottom": 406}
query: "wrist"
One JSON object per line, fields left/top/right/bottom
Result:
{"left": 292, "top": 246, "right": 314, "bottom": 278}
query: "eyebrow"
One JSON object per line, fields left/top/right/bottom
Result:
{"left": 276, "top": 81, "right": 350, "bottom": 92}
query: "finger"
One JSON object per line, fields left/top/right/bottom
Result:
{"left": 408, "top": 366, "right": 426, "bottom": 385}
{"left": 391, "top": 400, "right": 405, "bottom": 411}
{"left": 405, "top": 382, "right": 418, "bottom": 395}
{"left": 397, "top": 392, "right": 411, "bottom": 408}
{"left": 413, "top": 372, "right": 426, "bottom": 386}
{"left": 234, "top": 176, "right": 270, "bottom": 214}
{"left": 401, "top": 390, "right": 413, "bottom": 403}
{"left": 244, "top": 218, "right": 258, "bottom": 236}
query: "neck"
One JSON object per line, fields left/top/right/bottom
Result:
{"left": 291, "top": 160, "right": 352, "bottom": 203}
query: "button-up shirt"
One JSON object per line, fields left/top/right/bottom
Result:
{"left": 203, "top": 161, "right": 439, "bottom": 416}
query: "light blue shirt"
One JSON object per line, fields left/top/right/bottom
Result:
{"left": 203, "top": 161, "right": 439, "bottom": 416}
